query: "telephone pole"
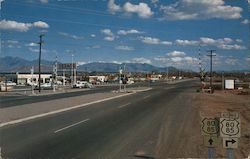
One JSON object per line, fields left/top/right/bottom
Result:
{"left": 207, "top": 50, "right": 216, "bottom": 93}
{"left": 38, "top": 34, "right": 44, "bottom": 93}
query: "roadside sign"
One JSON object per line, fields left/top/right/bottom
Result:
{"left": 221, "top": 112, "right": 239, "bottom": 119}
{"left": 223, "top": 138, "right": 238, "bottom": 149}
{"left": 201, "top": 117, "right": 219, "bottom": 136}
{"left": 203, "top": 136, "right": 220, "bottom": 147}
{"left": 220, "top": 118, "right": 240, "bottom": 138}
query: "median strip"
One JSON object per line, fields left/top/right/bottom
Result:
{"left": 54, "top": 118, "right": 90, "bottom": 133}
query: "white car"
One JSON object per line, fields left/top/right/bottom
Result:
{"left": 1, "top": 81, "right": 17, "bottom": 86}
{"left": 73, "top": 81, "right": 93, "bottom": 88}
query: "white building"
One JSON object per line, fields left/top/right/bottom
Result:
{"left": 89, "top": 76, "right": 107, "bottom": 83}
{"left": 17, "top": 74, "right": 52, "bottom": 85}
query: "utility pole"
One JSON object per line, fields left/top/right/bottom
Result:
{"left": 71, "top": 52, "right": 74, "bottom": 87}
{"left": 123, "top": 63, "right": 126, "bottom": 92}
{"left": 38, "top": 34, "right": 44, "bottom": 93}
{"left": 248, "top": 0, "right": 250, "bottom": 88}
{"left": 207, "top": 50, "right": 216, "bottom": 93}
{"left": 119, "top": 67, "right": 122, "bottom": 92}
{"left": 53, "top": 54, "right": 58, "bottom": 92}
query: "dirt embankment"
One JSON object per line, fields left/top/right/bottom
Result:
{"left": 193, "top": 90, "right": 250, "bottom": 158}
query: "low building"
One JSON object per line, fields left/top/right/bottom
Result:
{"left": 17, "top": 74, "right": 52, "bottom": 85}
{"left": 89, "top": 76, "right": 107, "bottom": 83}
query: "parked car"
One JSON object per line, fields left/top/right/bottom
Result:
{"left": 0, "top": 81, "right": 17, "bottom": 86}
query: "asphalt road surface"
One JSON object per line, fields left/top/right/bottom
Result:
{"left": 0, "top": 82, "right": 151, "bottom": 108}
{"left": 0, "top": 80, "right": 201, "bottom": 158}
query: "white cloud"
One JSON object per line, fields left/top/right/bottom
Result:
{"left": 171, "top": 57, "right": 183, "bottom": 62}
{"left": 141, "top": 37, "right": 160, "bottom": 44}
{"left": 112, "top": 60, "right": 123, "bottom": 64}
{"left": 200, "top": 37, "right": 245, "bottom": 50}
{"left": 200, "top": 37, "right": 217, "bottom": 45}
{"left": 58, "top": 32, "right": 84, "bottom": 40}
{"left": 33, "top": 21, "right": 49, "bottom": 28}
{"left": 236, "top": 39, "right": 242, "bottom": 43}
{"left": 0, "top": 20, "right": 49, "bottom": 32}
{"left": 117, "top": 29, "right": 143, "bottom": 35}
{"left": 123, "top": 2, "right": 154, "bottom": 18}
{"left": 160, "top": 0, "right": 242, "bottom": 20}
{"left": 0, "top": 20, "right": 32, "bottom": 32}
{"left": 167, "top": 51, "right": 186, "bottom": 57}
{"left": 115, "top": 45, "right": 135, "bottom": 51}
{"left": 175, "top": 39, "right": 199, "bottom": 46}
{"left": 140, "top": 36, "right": 172, "bottom": 45}
{"left": 91, "top": 34, "right": 96, "bottom": 38}
{"left": 101, "top": 28, "right": 114, "bottom": 36}
{"left": 132, "top": 57, "right": 152, "bottom": 64}
{"left": 218, "top": 44, "right": 246, "bottom": 50}
{"left": 161, "top": 41, "right": 173, "bottom": 45}
{"left": 4, "top": 40, "right": 21, "bottom": 49}
{"left": 77, "top": 61, "right": 86, "bottom": 66}
{"left": 26, "top": 42, "right": 38, "bottom": 47}
{"left": 101, "top": 28, "right": 115, "bottom": 41}
{"left": 241, "top": 19, "right": 249, "bottom": 24}
{"left": 104, "top": 36, "right": 115, "bottom": 41}
{"left": 108, "top": 0, "right": 121, "bottom": 13}
{"left": 108, "top": 0, "right": 153, "bottom": 19}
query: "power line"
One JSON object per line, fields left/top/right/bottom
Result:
{"left": 5, "top": 1, "right": 116, "bottom": 18}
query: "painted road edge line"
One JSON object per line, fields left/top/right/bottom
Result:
{"left": 118, "top": 103, "right": 131, "bottom": 109}
{"left": 0, "top": 92, "right": 136, "bottom": 128}
{"left": 54, "top": 118, "right": 90, "bottom": 133}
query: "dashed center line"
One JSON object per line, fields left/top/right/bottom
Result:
{"left": 143, "top": 95, "right": 151, "bottom": 99}
{"left": 54, "top": 118, "right": 90, "bottom": 133}
{"left": 118, "top": 103, "right": 131, "bottom": 108}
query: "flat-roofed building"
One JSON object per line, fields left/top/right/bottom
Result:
{"left": 17, "top": 74, "right": 52, "bottom": 85}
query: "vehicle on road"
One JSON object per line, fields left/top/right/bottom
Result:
{"left": 35, "top": 83, "right": 57, "bottom": 90}
{"left": 73, "top": 81, "right": 93, "bottom": 88}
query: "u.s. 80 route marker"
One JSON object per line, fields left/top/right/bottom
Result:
{"left": 220, "top": 118, "right": 240, "bottom": 138}
{"left": 201, "top": 117, "right": 219, "bottom": 136}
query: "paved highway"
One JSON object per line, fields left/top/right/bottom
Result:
{"left": 0, "top": 82, "right": 151, "bottom": 108}
{"left": 0, "top": 80, "right": 201, "bottom": 158}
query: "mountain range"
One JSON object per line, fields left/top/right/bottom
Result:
{"left": 0, "top": 56, "right": 177, "bottom": 73}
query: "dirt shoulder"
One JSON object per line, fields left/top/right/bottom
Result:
{"left": 193, "top": 89, "right": 250, "bottom": 158}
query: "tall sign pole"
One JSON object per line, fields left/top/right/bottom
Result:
{"left": 207, "top": 50, "right": 216, "bottom": 93}
{"left": 38, "top": 34, "right": 44, "bottom": 93}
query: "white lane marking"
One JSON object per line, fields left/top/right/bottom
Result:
{"left": 54, "top": 118, "right": 90, "bottom": 133}
{"left": 118, "top": 103, "right": 131, "bottom": 109}
{"left": 0, "top": 92, "right": 136, "bottom": 128}
{"left": 143, "top": 95, "right": 151, "bottom": 99}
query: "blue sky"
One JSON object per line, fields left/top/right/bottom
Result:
{"left": 0, "top": 0, "right": 249, "bottom": 71}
